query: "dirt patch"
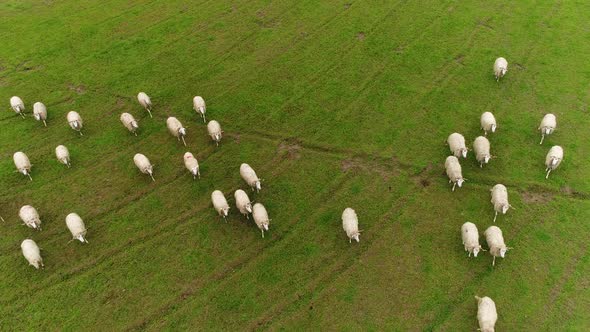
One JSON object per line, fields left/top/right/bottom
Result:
{"left": 454, "top": 54, "right": 465, "bottom": 65}
{"left": 560, "top": 186, "right": 589, "bottom": 199}
{"left": 344, "top": 3, "right": 352, "bottom": 9}
{"left": 522, "top": 191, "right": 553, "bottom": 204}
{"left": 233, "top": 134, "right": 241, "bottom": 144}
{"left": 69, "top": 84, "right": 86, "bottom": 94}
{"left": 515, "top": 63, "right": 526, "bottom": 70}
{"left": 356, "top": 32, "right": 366, "bottom": 41}
{"left": 278, "top": 140, "right": 301, "bottom": 160}
{"left": 116, "top": 97, "right": 126, "bottom": 108}
{"left": 340, "top": 157, "right": 398, "bottom": 180}
{"left": 411, "top": 163, "right": 434, "bottom": 188}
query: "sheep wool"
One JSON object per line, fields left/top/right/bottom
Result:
{"left": 480, "top": 112, "right": 497, "bottom": 135}
{"left": 207, "top": 120, "right": 223, "bottom": 146}
{"left": 55, "top": 145, "right": 71, "bottom": 168}
{"left": 447, "top": 133, "right": 468, "bottom": 158}
{"left": 33, "top": 102, "right": 47, "bottom": 126}
{"left": 475, "top": 296, "right": 498, "bottom": 332}
{"left": 473, "top": 136, "right": 491, "bottom": 168}
{"left": 166, "top": 117, "right": 187, "bottom": 146}
{"left": 545, "top": 145, "right": 563, "bottom": 179}
{"left": 494, "top": 57, "right": 508, "bottom": 81}
{"left": 21, "top": 239, "right": 43, "bottom": 269}
{"left": 240, "top": 163, "right": 262, "bottom": 192}
{"left": 484, "top": 226, "right": 510, "bottom": 266}
{"left": 65, "top": 213, "right": 88, "bottom": 243}
{"left": 66, "top": 111, "right": 84, "bottom": 135}
{"left": 342, "top": 208, "right": 360, "bottom": 243}
{"left": 252, "top": 203, "right": 270, "bottom": 238}
{"left": 19, "top": 205, "right": 42, "bottom": 230}
{"left": 183, "top": 152, "right": 200, "bottom": 179}
{"left": 137, "top": 92, "right": 152, "bottom": 117}
{"left": 10, "top": 96, "right": 25, "bottom": 117}
{"left": 13, "top": 151, "right": 32, "bottom": 180}
{"left": 234, "top": 189, "right": 253, "bottom": 218}
{"left": 490, "top": 184, "right": 510, "bottom": 222}
{"left": 193, "top": 96, "right": 206, "bottom": 122}
{"left": 133, "top": 153, "right": 155, "bottom": 181}
{"left": 211, "top": 190, "right": 230, "bottom": 220}
{"left": 461, "top": 222, "right": 482, "bottom": 257}
{"left": 538, "top": 113, "right": 556, "bottom": 144}
{"left": 120, "top": 113, "right": 139, "bottom": 135}
{"left": 444, "top": 156, "right": 464, "bottom": 191}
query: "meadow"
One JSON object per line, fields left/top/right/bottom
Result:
{"left": 1, "top": 0, "right": 589, "bottom": 330}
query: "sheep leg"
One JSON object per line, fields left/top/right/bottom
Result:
{"left": 493, "top": 211, "right": 497, "bottom": 223}
{"left": 452, "top": 183, "right": 456, "bottom": 192}
{"left": 546, "top": 169, "right": 551, "bottom": 179}
{"left": 19, "top": 112, "right": 25, "bottom": 118}
{"left": 261, "top": 229, "right": 264, "bottom": 238}
{"left": 492, "top": 256, "right": 496, "bottom": 266}
{"left": 43, "top": 120, "right": 47, "bottom": 127}
{"left": 147, "top": 109, "right": 153, "bottom": 118}
{"left": 79, "top": 131, "right": 83, "bottom": 136}
{"left": 150, "top": 174, "right": 155, "bottom": 182}
{"left": 181, "top": 136, "right": 187, "bottom": 146}
{"left": 539, "top": 134, "right": 545, "bottom": 145}
{"left": 27, "top": 174, "right": 33, "bottom": 181}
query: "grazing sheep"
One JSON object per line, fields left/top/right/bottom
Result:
{"left": 55, "top": 145, "right": 71, "bottom": 168}
{"left": 193, "top": 96, "right": 206, "bottom": 122}
{"left": 207, "top": 120, "right": 223, "bottom": 146}
{"left": 137, "top": 92, "right": 152, "bottom": 117}
{"left": 21, "top": 239, "right": 43, "bottom": 269}
{"left": 120, "top": 112, "right": 139, "bottom": 136}
{"left": 240, "top": 163, "right": 262, "bottom": 192}
{"left": 545, "top": 145, "right": 563, "bottom": 179}
{"left": 66, "top": 111, "right": 84, "bottom": 136}
{"left": 491, "top": 184, "right": 511, "bottom": 222}
{"left": 445, "top": 156, "right": 465, "bottom": 191}
{"left": 234, "top": 189, "right": 253, "bottom": 219}
{"left": 10, "top": 96, "right": 25, "bottom": 117}
{"left": 183, "top": 152, "right": 200, "bottom": 179}
{"left": 133, "top": 153, "right": 155, "bottom": 181}
{"left": 211, "top": 190, "right": 230, "bottom": 220}
{"left": 13, "top": 151, "right": 32, "bottom": 180}
{"left": 342, "top": 208, "right": 360, "bottom": 243}
{"left": 166, "top": 117, "right": 187, "bottom": 146}
{"left": 473, "top": 136, "right": 491, "bottom": 168}
{"left": 484, "top": 226, "right": 510, "bottom": 266}
{"left": 65, "top": 213, "right": 88, "bottom": 243}
{"left": 447, "top": 133, "right": 468, "bottom": 158}
{"left": 480, "top": 112, "right": 497, "bottom": 135}
{"left": 252, "top": 203, "right": 270, "bottom": 238}
{"left": 475, "top": 296, "right": 498, "bottom": 332}
{"left": 33, "top": 102, "right": 47, "bottom": 126}
{"left": 461, "top": 222, "right": 483, "bottom": 257}
{"left": 494, "top": 57, "right": 508, "bottom": 81}
{"left": 19, "top": 205, "right": 42, "bottom": 230}
{"left": 538, "top": 113, "right": 556, "bottom": 144}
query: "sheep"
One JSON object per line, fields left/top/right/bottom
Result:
{"left": 252, "top": 203, "right": 270, "bottom": 238}
{"left": 234, "top": 189, "right": 253, "bottom": 219}
{"left": 480, "top": 112, "right": 497, "bottom": 135}
{"left": 166, "top": 116, "right": 187, "bottom": 146}
{"left": 211, "top": 190, "right": 230, "bottom": 220}
{"left": 183, "top": 152, "right": 200, "bottom": 179}
{"left": 19, "top": 205, "right": 42, "bottom": 230}
{"left": 473, "top": 136, "right": 491, "bottom": 168}
{"left": 13, "top": 151, "right": 32, "bottom": 180}
{"left": 193, "top": 96, "right": 206, "bottom": 122}
{"left": 461, "top": 222, "right": 484, "bottom": 257}
{"left": 10, "top": 96, "right": 25, "bottom": 118}
{"left": 475, "top": 296, "right": 498, "bottom": 332}
{"left": 240, "top": 163, "right": 262, "bottom": 192}
{"left": 484, "top": 226, "right": 511, "bottom": 266}
{"left": 491, "top": 184, "right": 511, "bottom": 222}
{"left": 55, "top": 145, "right": 71, "bottom": 168}
{"left": 445, "top": 156, "right": 465, "bottom": 191}
{"left": 538, "top": 113, "right": 556, "bottom": 144}
{"left": 66, "top": 111, "right": 84, "bottom": 136}
{"left": 207, "top": 120, "right": 223, "bottom": 146}
{"left": 33, "top": 102, "right": 47, "bottom": 126}
{"left": 447, "top": 133, "right": 468, "bottom": 158}
{"left": 494, "top": 57, "right": 508, "bottom": 81}
{"left": 137, "top": 92, "right": 152, "bottom": 117}
{"left": 120, "top": 112, "right": 139, "bottom": 136}
{"left": 545, "top": 145, "right": 563, "bottom": 179}
{"left": 342, "top": 207, "right": 360, "bottom": 243}
{"left": 21, "top": 239, "right": 43, "bottom": 269}
{"left": 133, "top": 153, "right": 155, "bottom": 181}
{"left": 65, "top": 213, "right": 88, "bottom": 243}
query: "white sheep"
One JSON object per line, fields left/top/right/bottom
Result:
{"left": 137, "top": 92, "right": 153, "bottom": 117}
{"left": 475, "top": 296, "right": 498, "bottom": 332}
{"left": 13, "top": 151, "right": 32, "bottom": 180}
{"left": 252, "top": 203, "right": 270, "bottom": 238}
{"left": 445, "top": 156, "right": 464, "bottom": 191}
{"left": 473, "top": 136, "right": 491, "bottom": 168}
{"left": 166, "top": 117, "right": 187, "bottom": 146}
{"left": 484, "top": 225, "right": 511, "bottom": 266}
{"left": 494, "top": 57, "right": 508, "bottom": 81}
{"left": 55, "top": 145, "right": 71, "bottom": 168}
{"left": 234, "top": 189, "right": 253, "bottom": 219}
{"left": 133, "top": 153, "right": 155, "bottom": 181}
{"left": 33, "top": 102, "right": 47, "bottom": 126}
{"left": 207, "top": 120, "right": 223, "bottom": 146}
{"left": 538, "top": 113, "right": 556, "bottom": 144}
{"left": 491, "top": 184, "right": 511, "bottom": 222}
{"left": 211, "top": 190, "right": 230, "bottom": 220}
{"left": 342, "top": 207, "right": 360, "bottom": 243}
{"left": 21, "top": 239, "right": 43, "bottom": 269}
{"left": 120, "top": 112, "right": 139, "bottom": 136}
{"left": 480, "top": 112, "right": 497, "bottom": 135}
{"left": 193, "top": 96, "right": 206, "bottom": 122}
{"left": 183, "top": 152, "right": 200, "bottom": 179}
{"left": 447, "top": 133, "right": 468, "bottom": 158}
{"left": 19, "top": 205, "right": 42, "bottom": 230}
{"left": 461, "top": 222, "right": 483, "bottom": 257}
{"left": 66, "top": 111, "right": 84, "bottom": 136}
{"left": 240, "top": 163, "right": 262, "bottom": 192}
{"left": 10, "top": 96, "right": 25, "bottom": 118}
{"left": 545, "top": 145, "right": 563, "bottom": 179}
{"left": 65, "top": 213, "right": 88, "bottom": 243}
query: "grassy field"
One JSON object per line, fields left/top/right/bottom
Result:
{"left": 1, "top": 0, "right": 589, "bottom": 330}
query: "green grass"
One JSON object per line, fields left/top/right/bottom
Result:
{"left": 1, "top": 0, "right": 589, "bottom": 330}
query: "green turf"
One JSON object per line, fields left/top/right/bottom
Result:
{"left": 1, "top": 0, "right": 589, "bottom": 330}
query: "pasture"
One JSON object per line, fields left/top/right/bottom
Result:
{"left": 1, "top": 0, "right": 589, "bottom": 330}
